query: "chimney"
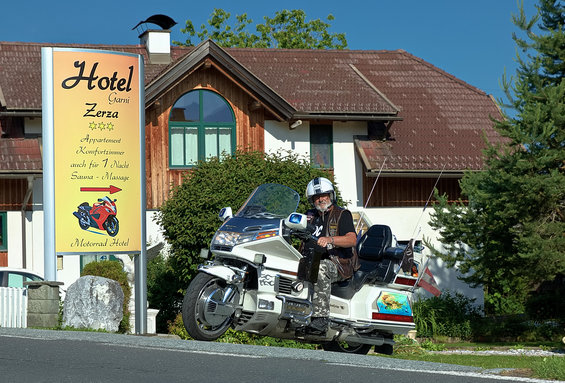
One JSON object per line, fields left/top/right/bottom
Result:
{"left": 133, "top": 14, "right": 177, "bottom": 65}
{"left": 140, "top": 30, "right": 172, "bottom": 64}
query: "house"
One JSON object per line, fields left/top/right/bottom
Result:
{"left": 0, "top": 24, "right": 505, "bottom": 303}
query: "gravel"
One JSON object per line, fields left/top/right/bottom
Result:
{"left": 431, "top": 348, "right": 565, "bottom": 357}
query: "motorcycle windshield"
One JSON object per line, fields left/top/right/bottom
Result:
{"left": 235, "top": 184, "right": 300, "bottom": 219}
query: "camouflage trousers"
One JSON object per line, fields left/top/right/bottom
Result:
{"left": 312, "top": 259, "right": 343, "bottom": 317}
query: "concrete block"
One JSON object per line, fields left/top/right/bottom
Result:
{"left": 27, "top": 285, "right": 60, "bottom": 300}
{"left": 27, "top": 299, "right": 59, "bottom": 315}
{"left": 27, "top": 313, "right": 59, "bottom": 328}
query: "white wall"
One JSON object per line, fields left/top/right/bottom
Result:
{"left": 264, "top": 120, "right": 310, "bottom": 155}
{"left": 6, "top": 211, "right": 24, "bottom": 268}
{"left": 332, "top": 121, "right": 365, "bottom": 208}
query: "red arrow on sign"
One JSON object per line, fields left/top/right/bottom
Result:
{"left": 80, "top": 185, "right": 122, "bottom": 194}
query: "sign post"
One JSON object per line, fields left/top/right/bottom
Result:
{"left": 42, "top": 48, "right": 146, "bottom": 333}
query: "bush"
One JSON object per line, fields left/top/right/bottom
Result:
{"left": 413, "top": 291, "right": 482, "bottom": 340}
{"left": 476, "top": 314, "right": 564, "bottom": 342}
{"left": 81, "top": 260, "right": 131, "bottom": 333}
{"left": 147, "top": 253, "right": 183, "bottom": 333}
{"left": 525, "top": 274, "right": 565, "bottom": 321}
{"left": 156, "top": 149, "right": 335, "bottom": 286}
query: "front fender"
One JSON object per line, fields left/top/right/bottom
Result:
{"left": 198, "top": 264, "right": 239, "bottom": 283}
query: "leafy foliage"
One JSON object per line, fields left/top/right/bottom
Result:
{"left": 175, "top": 9, "right": 347, "bottom": 49}
{"left": 155, "top": 149, "right": 334, "bottom": 286}
{"left": 413, "top": 291, "right": 483, "bottom": 339}
{"left": 81, "top": 260, "right": 131, "bottom": 333}
{"left": 428, "top": 0, "right": 565, "bottom": 315}
{"left": 147, "top": 253, "right": 184, "bottom": 334}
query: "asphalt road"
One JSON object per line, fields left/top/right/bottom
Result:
{"left": 0, "top": 328, "right": 556, "bottom": 383}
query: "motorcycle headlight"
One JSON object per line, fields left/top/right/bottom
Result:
{"left": 212, "top": 229, "right": 278, "bottom": 247}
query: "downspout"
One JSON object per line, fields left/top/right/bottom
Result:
{"left": 21, "top": 175, "right": 34, "bottom": 268}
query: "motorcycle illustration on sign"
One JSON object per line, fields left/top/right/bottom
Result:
{"left": 73, "top": 196, "right": 119, "bottom": 236}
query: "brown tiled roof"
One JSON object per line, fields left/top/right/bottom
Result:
{"left": 227, "top": 48, "right": 505, "bottom": 172}
{"left": 0, "top": 41, "right": 190, "bottom": 111}
{"left": 0, "top": 41, "right": 505, "bottom": 172}
{"left": 226, "top": 48, "right": 399, "bottom": 115}
{"left": 0, "top": 138, "right": 42, "bottom": 172}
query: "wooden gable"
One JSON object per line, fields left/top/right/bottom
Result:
{"left": 145, "top": 63, "right": 271, "bottom": 209}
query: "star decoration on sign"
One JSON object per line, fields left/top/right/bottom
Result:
{"left": 87, "top": 121, "right": 118, "bottom": 131}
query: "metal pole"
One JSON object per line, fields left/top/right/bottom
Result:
{"left": 41, "top": 47, "right": 57, "bottom": 281}
{"left": 135, "top": 55, "right": 147, "bottom": 334}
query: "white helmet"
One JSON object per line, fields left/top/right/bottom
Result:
{"left": 306, "top": 177, "right": 335, "bottom": 206}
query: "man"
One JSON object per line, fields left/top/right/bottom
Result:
{"left": 303, "top": 177, "right": 357, "bottom": 334}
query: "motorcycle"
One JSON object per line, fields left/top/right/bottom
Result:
{"left": 182, "top": 183, "right": 422, "bottom": 355}
{"left": 73, "top": 196, "right": 119, "bottom": 237}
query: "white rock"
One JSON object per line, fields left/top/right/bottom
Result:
{"left": 63, "top": 275, "right": 124, "bottom": 332}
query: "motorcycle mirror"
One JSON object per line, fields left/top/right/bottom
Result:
{"left": 219, "top": 207, "right": 233, "bottom": 222}
{"left": 284, "top": 213, "right": 307, "bottom": 230}
{"left": 200, "top": 248, "right": 210, "bottom": 259}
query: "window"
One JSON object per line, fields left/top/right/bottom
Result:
{"left": 169, "top": 89, "right": 236, "bottom": 167}
{"left": 79, "top": 254, "right": 121, "bottom": 274}
{"left": 7, "top": 272, "right": 42, "bottom": 288}
{"left": 310, "top": 124, "right": 333, "bottom": 168}
{"left": 0, "top": 212, "right": 6, "bottom": 251}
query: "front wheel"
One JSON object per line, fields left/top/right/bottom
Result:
{"left": 182, "top": 273, "right": 236, "bottom": 341}
{"left": 103, "top": 216, "right": 119, "bottom": 237}
{"left": 321, "top": 341, "right": 372, "bottom": 355}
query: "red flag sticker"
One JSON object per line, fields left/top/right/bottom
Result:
{"left": 418, "top": 266, "right": 441, "bottom": 296}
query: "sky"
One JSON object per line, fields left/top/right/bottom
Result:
{"left": 2, "top": 0, "right": 540, "bottom": 106}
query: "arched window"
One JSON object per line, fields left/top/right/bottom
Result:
{"left": 169, "top": 89, "right": 236, "bottom": 167}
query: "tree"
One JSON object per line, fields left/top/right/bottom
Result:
{"left": 429, "top": 0, "right": 565, "bottom": 315}
{"left": 174, "top": 9, "right": 347, "bottom": 49}
{"left": 155, "top": 150, "right": 338, "bottom": 287}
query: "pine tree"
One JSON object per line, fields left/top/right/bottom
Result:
{"left": 429, "top": 0, "right": 565, "bottom": 315}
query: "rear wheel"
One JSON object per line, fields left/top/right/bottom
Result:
{"left": 182, "top": 273, "right": 236, "bottom": 341}
{"left": 322, "top": 341, "right": 372, "bottom": 355}
{"left": 77, "top": 210, "right": 90, "bottom": 230}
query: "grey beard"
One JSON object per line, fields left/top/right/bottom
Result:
{"left": 316, "top": 204, "right": 329, "bottom": 213}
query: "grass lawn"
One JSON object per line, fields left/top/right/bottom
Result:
{"left": 388, "top": 341, "right": 565, "bottom": 381}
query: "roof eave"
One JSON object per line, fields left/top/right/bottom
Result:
{"left": 0, "top": 109, "right": 42, "bottom": 117}
{"left": 292, "top": 112, "right": 402, "bottom": 122}
{"left": 366, "top": 170, "right": 467, "bottom": 178}
{"left": 146, "top": 40, "right": 296, "bottom": 121}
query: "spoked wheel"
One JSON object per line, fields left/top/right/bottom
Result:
{"left": 322, "top": 341, "right": 372, "bottom": 355}
{"left": 103, "top": 216, "right": 119, "bottom": 237}
{"left": 77, "top": 211, "right": 90, "bottom": 230}
{"left": 182, "top": 272, "right": 237, "bottom": 341}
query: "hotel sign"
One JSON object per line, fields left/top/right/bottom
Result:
{"left": 42, "top": 48, "right": 145, "bottom": 255}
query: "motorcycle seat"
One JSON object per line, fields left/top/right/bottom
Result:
{"left": 331, "top": 259, "right": 397, "bottom": 299}
{"left": 331, "top": 225, "right": 405, "bottom": 300}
